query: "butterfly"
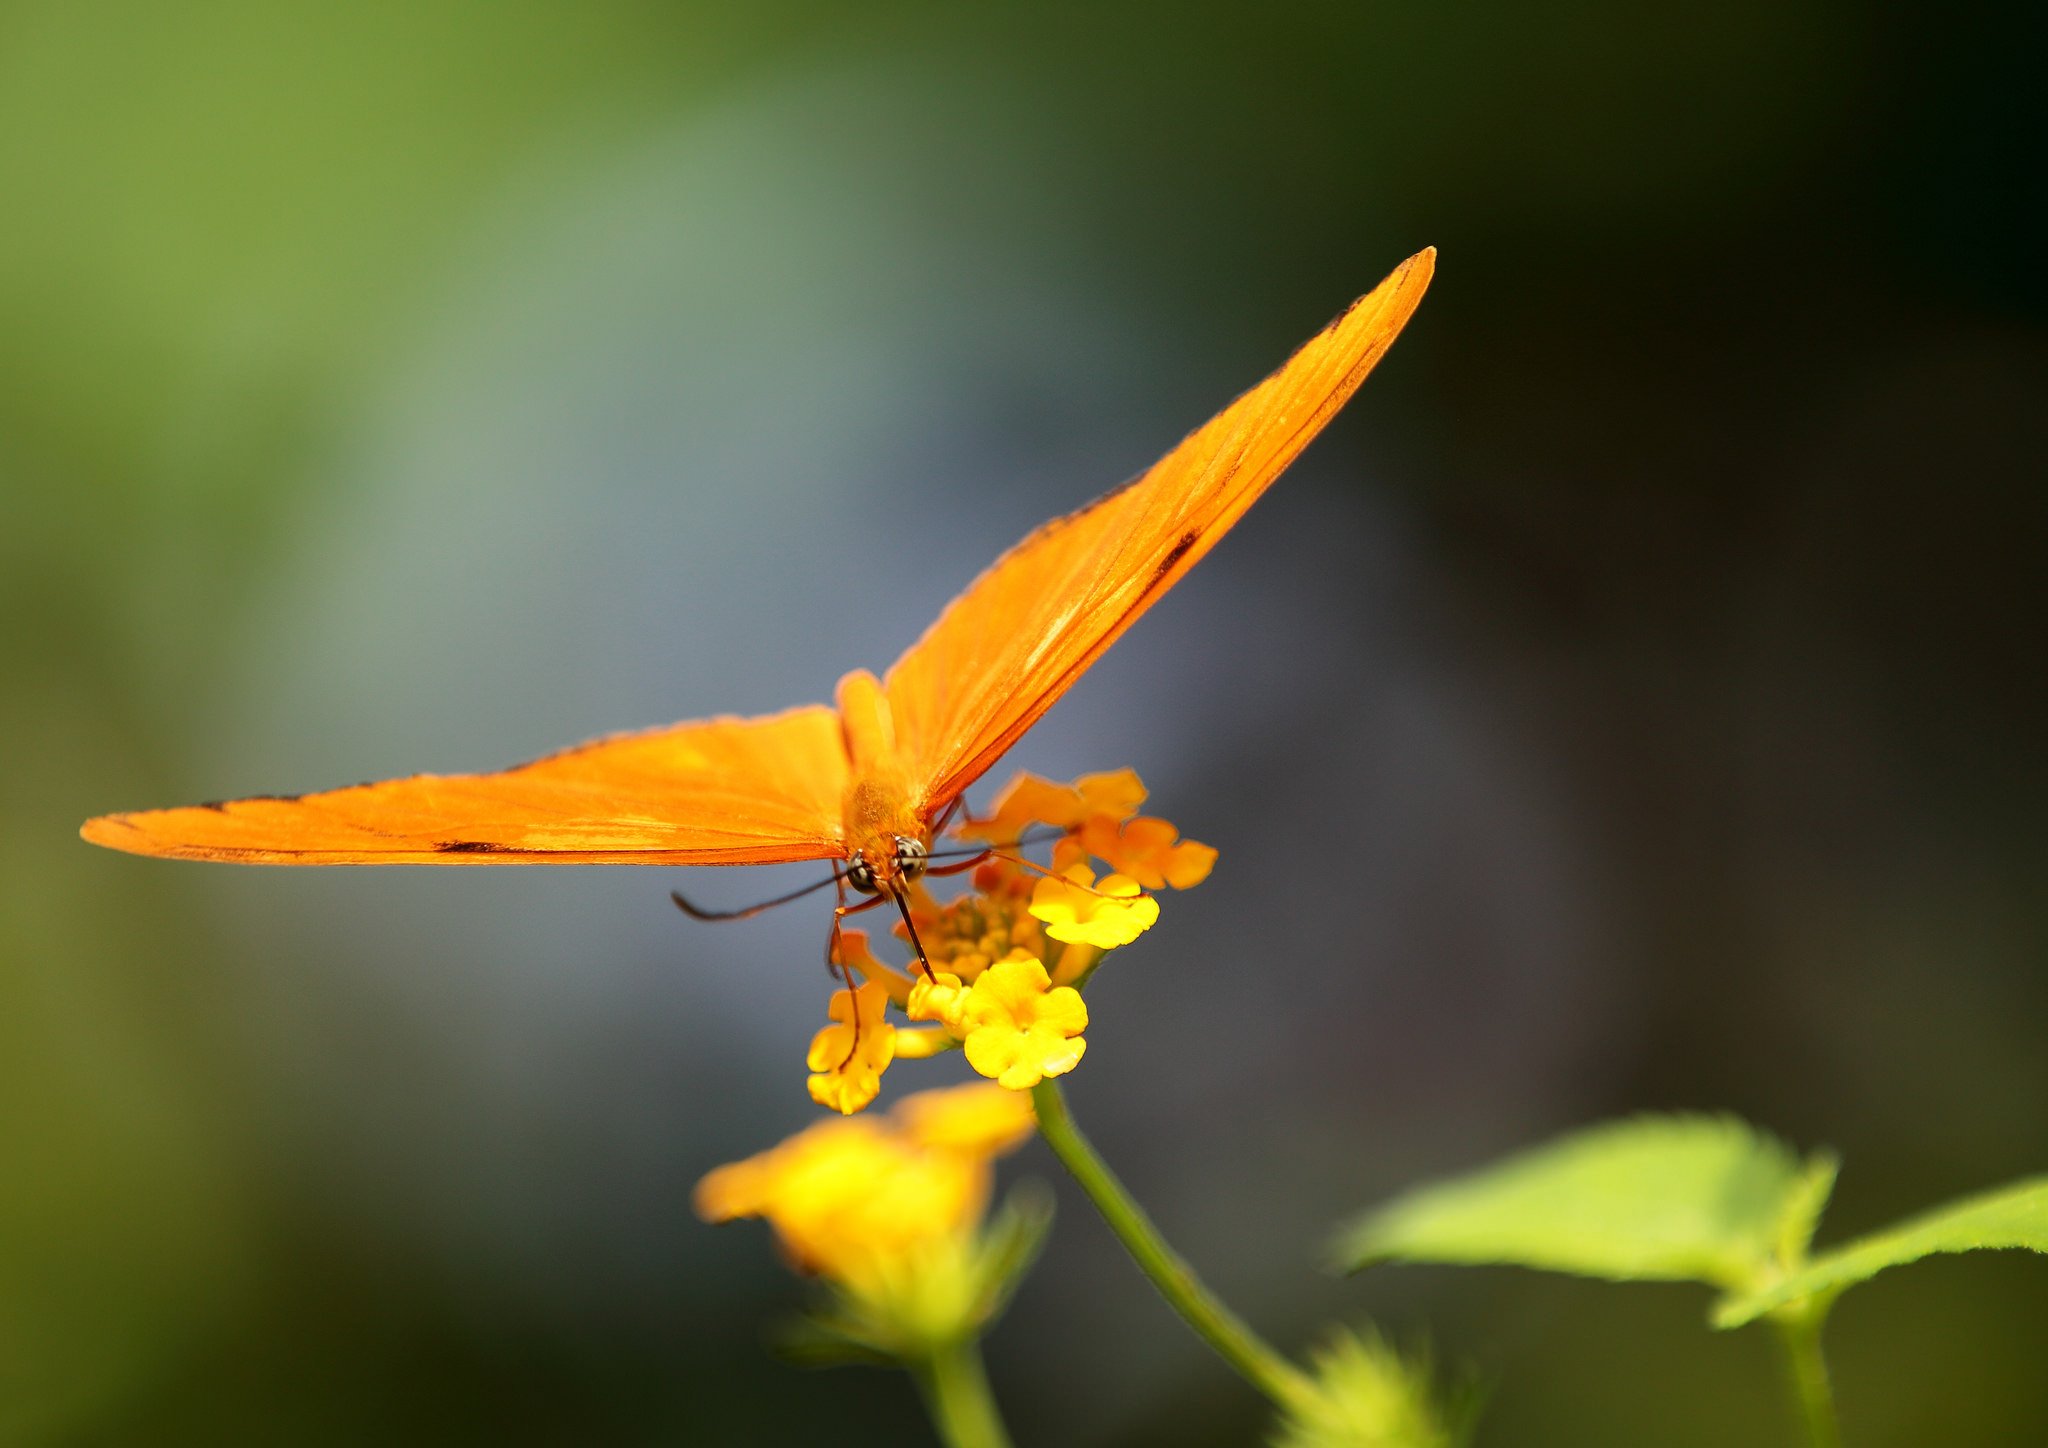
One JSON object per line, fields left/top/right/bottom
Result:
{"left": 81, "top": 250, "right": 1434, "bottom": 930}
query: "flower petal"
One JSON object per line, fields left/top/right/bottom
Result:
{"left": 1028, "top": 865, "right": 1159, "bottom": 948}
{"left": 907, "top": 970, "right": 969, "bottom": 1033}
{"left": 894, "top": 1081, "right": 1039, "bottom": 1155}
{"left": 959, "top": 768, "right": 1148, "bottom": 842}
{"left": 1079, "top": 815, "right": 1217, "bottom": 890}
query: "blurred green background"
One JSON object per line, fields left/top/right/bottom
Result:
{"left": 4, "top": 1, "right": 2043, "bottom": 1443}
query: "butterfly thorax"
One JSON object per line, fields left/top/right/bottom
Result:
{"left": 835, "top": 669, "right": 926, "bottom": 879}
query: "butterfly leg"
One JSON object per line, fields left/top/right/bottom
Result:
{"left": 827, "top": 880, "right": 888, "bottom": 1066}
{"left": 826, "top": 887, "right": 888, "bottom": 971}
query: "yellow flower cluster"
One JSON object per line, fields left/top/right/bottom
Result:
{"left": 901, "top": 858, "right": 1048, "bottom": 980}
{"left": 695, "top": 1081, "right": 1036, "bottom": 1292}
{"left": 907, "top": 949, "right": 1091, "bottom": 1090}
{"left": 804, "top": 769, "right": 1213, "bottom": 1114}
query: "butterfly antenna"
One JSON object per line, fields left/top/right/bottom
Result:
{"left": 923, "top": 825, "right": 1064, "bottom": 862}
{"left": 671, "top": 870, "right": 843, "bottom": 922}
{"left": 988, "top": 847, "right": 1143, "bottom": 900}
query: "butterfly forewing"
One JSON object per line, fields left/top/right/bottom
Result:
{"left": 883, "top": 248, "right": 1435, "bottom": 814}
{"left": 81, "top": 705, "right": 850, "bottom": 865}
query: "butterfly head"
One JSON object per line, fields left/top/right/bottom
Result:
{"left": 844, "top": 834, "right": 928, "bottom": 895}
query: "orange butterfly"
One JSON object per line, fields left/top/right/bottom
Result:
{"left": 82, "top": 251, "right": 1434, "bottom": 920}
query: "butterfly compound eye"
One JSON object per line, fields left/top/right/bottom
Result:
{"left": 844, "top": 851, "right": 880, "bottom": 895}
{"left": 893, "top": 835, "right": 928, "bottom": 882}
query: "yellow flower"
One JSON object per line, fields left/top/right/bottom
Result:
{"left": 694, "top": 1082, "right": 1034, "bottom": 1291}
{"left": 807, "top": 981, "right": 896, "bottom": 1115}
{"left": 894, "top": 1080, "right": 1039, "bottom": 1155}
{"left": 959, "top": 952, "right": 1090, "bottom": 1090}
{"left": 1078, "top": 814, "right": 1218, "bottom": 891}
{"left": 907, "top": 968, "right": 970, "bottom": 1034}
{"left": 695, "top": 1117, "right": 966, "bottom": 1285}
{"left": 1028, "top": 863, "right": 1160, "bottom": 948}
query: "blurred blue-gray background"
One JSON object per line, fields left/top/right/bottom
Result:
{"left": 4, "top": 2, "right": 2042, "bottom": 1443}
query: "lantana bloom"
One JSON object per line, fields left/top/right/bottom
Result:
{"left": 1077, "top": 814, "right": 1218, "bottom": 890}
{"left": 957, "top": 951, "right": 1089, "bottom": 1089}
{"left": 807, "top": 981, "right": 895, "bottom": 1114}
{"left": 1029, "top": 863, "right": 1160, "bottom": 948}
{"left": 959, "top": 768, "right": 1148, "bottom": 843}
{"left": 892, "top": 1077, "right": 1040, "bottom": 1155}
{"left": 788, "top": 769, "right": 1210, "bottom": 1110}
{"left": 695, "top": 1082, "right": 1035, "bottom": 1290}
{"left": 833, "top": 926, "right": 916, "bottom": 1005}
{"left": 907, "top": 969, "right": 971, "bottom": 1035}
{"left": 897, "top": 867, "right": 1045, "bottom": 982}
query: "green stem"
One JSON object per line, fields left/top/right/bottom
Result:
{"left": 1772, "top": 1308, "right": 1844, "bottom": 1448}
{"left": 1031, "top": 1080, "right": 1311, "bottom": 1407}
{"left": 910, "top": 1337, "right": 1013, "bottom": 1448}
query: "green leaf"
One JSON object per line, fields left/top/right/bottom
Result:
{"left": 1713, "top": 1175, "right": 2048, "bottom": 1328}
{"left": 1334, "top": 1116, "right": 1832, "bottom": 1292}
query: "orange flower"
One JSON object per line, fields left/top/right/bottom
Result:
{"left": 834, "top": 926, "right": 917, "bottom": 1006}
{"left": 958, "top": 768, "right": 1148, "bottom": 843}
{"left": 1078, "top": 814, "right": 1217, "bottom": 890}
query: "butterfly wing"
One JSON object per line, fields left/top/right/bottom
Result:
{"left": 884, "top": 248, "right": 1435, "bottom": 814}
{"left": 80, "top": 705, "right": 850, "bottom": 865}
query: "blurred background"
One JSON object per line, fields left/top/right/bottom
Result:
{"left": 4, "top": 1, "right": 2043, "bottom": 1443}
